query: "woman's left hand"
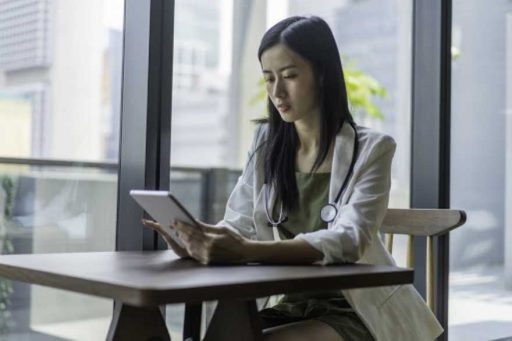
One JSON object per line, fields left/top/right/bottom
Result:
{"left": 172, "top": 220, "right": 250, "bottom": 265}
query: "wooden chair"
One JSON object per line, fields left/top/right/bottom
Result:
{"left": 183, "top": 208, "right": 467, "bottom": 340}
{"left": 381, "top": 208, "right": 466, "bottom": 310}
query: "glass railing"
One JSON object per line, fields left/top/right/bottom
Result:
{"left": 0, "top": 157, "right": 240, "bottom": 340}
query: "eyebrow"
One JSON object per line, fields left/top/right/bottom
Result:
{"left": 262, "top": 65, "right": 298, "bottom": 73}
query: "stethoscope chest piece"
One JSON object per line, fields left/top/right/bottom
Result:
{"left": 320, "top": 203, "right": 338, "bottom": 223}
{"left": 264, "top": 121, "right": 359, "bottom": 232}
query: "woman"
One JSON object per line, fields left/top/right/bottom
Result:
{"left": 144, "top": 16, "right": 442, "bottom": 341}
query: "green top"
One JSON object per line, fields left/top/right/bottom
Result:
{"left": 271, "top": 172, "right": 344, "bottom": 301}
{"left": 262, "top": 173, "right": 366, "bottom": 337}
{"left": 273, "top": 172, "right": 331, "bottom": 240}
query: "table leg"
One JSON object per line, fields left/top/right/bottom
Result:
{"left": 203, "top": 299, "right": 263, "bottom": 341}
{"left": 107, "top": 302, "right": 171, "bottom": 341}
{"left": 184, "top": 302, "right": 202, "bottom": 341}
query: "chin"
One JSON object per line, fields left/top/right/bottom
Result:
{"left": 279, "top": 112, "right": 299, "bottom": 123}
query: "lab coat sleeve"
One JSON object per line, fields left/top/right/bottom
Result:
{"left": 295, "top": 136, "right": 396, "bottom": 264}
{"left": 214, "top": 125, "right": 265, "bottom": 240}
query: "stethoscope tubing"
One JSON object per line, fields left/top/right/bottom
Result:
{"left": 265, "top": 121, "right": 359, "bottom": 227}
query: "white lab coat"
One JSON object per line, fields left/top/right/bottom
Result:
{"left": 215, "top": 122, "right": 443, "bottom": 341}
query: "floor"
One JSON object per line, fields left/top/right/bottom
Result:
{"left": 449, "top": 266, "right": 512, "bottom": 341}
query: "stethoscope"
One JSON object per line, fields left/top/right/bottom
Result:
{"left": 264, "top": 121, "right": 359, "bottom": 240}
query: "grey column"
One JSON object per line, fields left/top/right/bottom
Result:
{"left": 116, "top": 0, "right": 174, "bottom": 251}
{"left": 411, "top": 0, "right": 452, "bottom": 340}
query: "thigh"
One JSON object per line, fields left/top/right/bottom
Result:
{"left": 263, "top": 319, "right": 345, "bottom": 341}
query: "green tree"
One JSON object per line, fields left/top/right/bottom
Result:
{"left": 344, "top": 61, "right": 386, "bottom": 120}
{"left": 0, "top": 176, "right": 15, "bottom": 334}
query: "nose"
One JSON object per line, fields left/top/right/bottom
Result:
{"left": 272, "top": 78, "right": 286, "bottom": 99}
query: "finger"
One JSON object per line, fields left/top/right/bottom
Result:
{"left": 174, "top": 223, "right": 201, "bottom": 246}
{"left": 157, "top": 227, "right": 180, "bottom": 246}
{"left": 142, "top": 220, "right": 169, "bottom": 235}
{"left": 141, "top": 219, "right": 160, "bottom": 229}
{"left": 160, "top": 229, "right": 179, "bottom": 247}
{"left": 199, "top": 223, "right": 240, "bottom": 238}
{"left": 144, "top": 220, "right": 178, "bottom": 245}
{"left": 142, "top": 220, "right": 189, "bottom": 257}
{"left": 194, "top": 219, "right": 214, "bottom": 228}
{"left": 174, "top": 220, "right": 207, "bottom": 239}
{"left": 164, "top": 234, "right": 181, "bottom": 249}
{"left": 165, "top": 236, "right": 189, "bottom": 258}
{"left": 194, "top": 219, "right": 227, "bottom": 232}
{"left": 162, "top": 227, "right": 193, "bottom": 258}
{"left": 199, "top": 224, "right": 225, "bottom": 234}
{"left": 188, "top": 249, "right": 208, "bottom": 265}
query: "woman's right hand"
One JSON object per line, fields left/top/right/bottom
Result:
{"left": 141, "top": 219, "right": 190, "bottom": 258}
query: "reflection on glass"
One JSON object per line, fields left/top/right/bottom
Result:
{"left": 0, "top": 0, "right": 124, "bottom": 162}
{"left": 450, "top": 1, "right": 512, "bottom": 340}
{"left": 0, "top": 0, "right": 123, "bottom": 339}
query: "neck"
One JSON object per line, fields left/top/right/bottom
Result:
{"left": 294, "top": 113, "right": 321, "bottom": 153}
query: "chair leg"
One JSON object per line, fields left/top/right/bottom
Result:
{"left": 427, "top": 235, "right": 434, "bottom": 311}
{"left": 406, "top": 235, "right": 414, "bottom": 268}
{"left": 386, "top": 233, "right": 394, "bottom": 254}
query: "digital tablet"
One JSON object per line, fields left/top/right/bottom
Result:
{"left": 130, "top": 190, "right": 198, "bottom": 246}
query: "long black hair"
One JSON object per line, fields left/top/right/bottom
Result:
{"left": 256, "top": 16, "right": 354, "bottom": 211}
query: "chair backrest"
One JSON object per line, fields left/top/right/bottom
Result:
{"left": 381, "top": 208, "right": 466, "bottom": 310}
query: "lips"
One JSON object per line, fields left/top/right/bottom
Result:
{"left": 276, "top": 103, "right": 291, "bottom": 112}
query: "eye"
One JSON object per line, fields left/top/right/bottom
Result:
{"left": 283, "top": 74, "right": 297, "bottom": 79}
{"left": 264, "top": 77, "right": 275, "bottom": 84}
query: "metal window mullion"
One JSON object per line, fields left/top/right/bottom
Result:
{"left": 116, "top": 0, "right": 174, "bottom": 252}
{"left": 156, "top": 0, "right": 175, "bottom": 251}
{"left": 435, "top": 0, "right": 452, "bottom": 336}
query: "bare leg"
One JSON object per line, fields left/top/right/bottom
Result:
{"left": 263, "top": 319, "right": 344, "bottom": 341}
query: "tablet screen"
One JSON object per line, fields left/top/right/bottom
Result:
{"left": 130, "top": 190, "right": 197, "bottom": 246}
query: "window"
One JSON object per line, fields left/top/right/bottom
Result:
{"left": 0, "top": 0, "right": 124, "bottom": 338}
{"left": 166, "top": 0, "right": 413, "bottom": 337}
{"left": 449, "top": 1, "right": 512, "bottom": 340}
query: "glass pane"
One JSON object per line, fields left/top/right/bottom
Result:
{"left": 170, "top": 0, "right": 412, "bottom": 209}
{"left": 284, "top": 0, "right": 413, "bottom": 266}
{"left": 168, "top": 0, "right": 412, "bottom": 338}
{"left": 0, "top": 0, "right": 124, "bottom": 339}
{"left": 450, "top": 1, "right": 512, "bottom": 340}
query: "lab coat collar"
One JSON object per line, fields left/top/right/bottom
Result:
{"left": 329, "top": 121, "right": 356, "bottom": 203}
{"left": 265, "top": 121, "right": 355, "bottom": 216}
{"left": 264, "top": 183, "right": 279, "bottom": 224}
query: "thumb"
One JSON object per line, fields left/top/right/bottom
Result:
{"left": 196, "top": 220, "right": 225, "bottom": 234}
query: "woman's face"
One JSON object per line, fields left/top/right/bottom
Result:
{"left": 260, "top": 43, "right": 321, "bottom": 124}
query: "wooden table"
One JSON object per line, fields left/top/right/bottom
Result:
{"left": 0, "top": 251, "right": 413, "bottom": 341}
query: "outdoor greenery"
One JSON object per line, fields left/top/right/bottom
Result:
{"left": 0, "top": 176, "right": 15, "bottom": 334}
{"left": 250, "top": 59, "right": 387, "bottom": 120}
{"left": 343, "top": 61, "right": 387, "bottom": 120}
